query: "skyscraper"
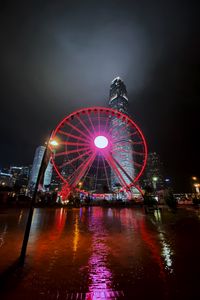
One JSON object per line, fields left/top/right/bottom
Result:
{"left": 29, "top": 146, "right": 53, "bottom": 191}
{"left": 109, "top": 77, "right": 129, "bottom": 114}
{"left": 109, "top": 77, "right": 135, "bottom": 192}
{"left": 142, "top": 152, "right": 164, "bottom": 190}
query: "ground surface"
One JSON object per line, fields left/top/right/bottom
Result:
{"left": 0, "top": 206, "right": 200, "bottom": 299}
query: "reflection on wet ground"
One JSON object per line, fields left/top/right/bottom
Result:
{"left": 1, "top": 206, "right": 200, "bottom": 299}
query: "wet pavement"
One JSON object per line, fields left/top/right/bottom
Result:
{"left": 0, "top": 206, "right": 200, "bottom": 299}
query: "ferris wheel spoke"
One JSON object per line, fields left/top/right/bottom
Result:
{"left": 112, "top": 148, "right": 144, "bottom": 157}
{"left": 98, "top": 110, "right": 101, "bottom": 134}
{"left": 60, "top": 141, "right": 89, "bottom": 147}
{"left": 95, "top": 155, "right": 100, "bottom": 190}
{"left": 112, "top": 148, "right": 132, "bottom": 154}
{"left": 133, "top": 161, "right": 143, "bottom": 168}
{"left": 110, "top": 151, "right": 130, "bottom": 161}
{"left": 108, "top": 118, "right": 128, "bottom": 135}
{"left": 105, "top": 154, "right": 129, "bottom": 188}
{"left": 128, "top": 131, "right": 138, "bottom": 138}
{"left": 80, "top": 152, "right": 97, "bottom": 189}
{"left": 112, "top": 140, "right": 131, "bottom": 146}
{"left": 110, "top": 155, "right": 133, "bottom": 183}
{"left": 58, "top": 130, "right": 90, "bottom": 144}
{"left": 66, "top": 153, "right": 93, "bottom": 186}
{"left": 132, "top": 151, "right": 145, "bottom": 156}
{"left": 79, "top": 157, "right": 94, "bottom": 187}
{"left": 71, "top": 152, "right": 96, "bottom": 188}
{"left": 111, "top": 150, "right": 143, "bottom": 169}
{"left": 55, "top": 146, "right": 90, "bottom": 157}
{"left": 86, "top": 111, "right": 96, "bottom": 134}
{"left": 75, "top": 114, "right": 93, "bottom": 139}
{"left": 102, "top": 156, "right": 111, "bottom": 191}
{"left": 65, "top": 120, "right": 89, "bottom": 139}
{"left": 131, "top": 141, "right": 144, "bottom": 145}
{"left": 133, "top": 184, "right": 144, "bottom": 195}
{"left": 59, "top": 149, "right": 92, "bottom": 169}
{"left": 103, "top": 113, "right": 110, "bottom": 134}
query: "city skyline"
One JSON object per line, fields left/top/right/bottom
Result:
{"left": 0, "top": 0, "right": 199, "bottom": 192}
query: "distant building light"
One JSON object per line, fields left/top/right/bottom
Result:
{"left": 152, "top": 176, "right": 158, "bottom": 182}
{"left": 0, "top": 172, "right": 12, "bottom": 177}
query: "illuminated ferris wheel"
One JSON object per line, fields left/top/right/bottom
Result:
{"left": 50, "top": 107, "right": 147, "bottom": 197}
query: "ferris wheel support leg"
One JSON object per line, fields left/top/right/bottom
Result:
{"left": 71, "top": 153, "right": 96, "bottom": 189}
{"left": 60, "top": 184, "right": 71, "bottom": 201}
{"left": 105, "top": 154, "right": 129, "bottom": 189}
{"left": 134, "top": 184, "right": 144, "bottom": 196}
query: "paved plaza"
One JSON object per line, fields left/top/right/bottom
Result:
{"left": 0, "top": 206, "right": 200, "bottom": 299}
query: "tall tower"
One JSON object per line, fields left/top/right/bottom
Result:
{"left": 109, "top": 77, "right": 135, "bottom": 192}
{"left": 109, "top": 77, "right": 128, "bottom": 114}
{"left": 29, "top": 146, "right": 53, "bottom": 192}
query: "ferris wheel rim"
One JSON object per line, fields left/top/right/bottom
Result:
{"left": 50, "top": 106, "right": 148, "bottom": 192}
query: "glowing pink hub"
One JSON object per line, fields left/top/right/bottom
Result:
{"left": 94, "top": 136, "right": 108, "bottom": 149}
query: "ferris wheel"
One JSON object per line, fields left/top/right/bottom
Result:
{"left": 50, "top": 107, "right": 147, "bottom": 197}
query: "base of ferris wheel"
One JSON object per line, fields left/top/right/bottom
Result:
{"left": 57, "top": 182, "right": 143, "bottom": 204}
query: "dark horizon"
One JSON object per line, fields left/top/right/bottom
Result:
{"left": 0, "top": 0, "right": 199, "bottom": 192}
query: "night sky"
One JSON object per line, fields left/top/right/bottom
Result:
{"left": 0, "top": 0, "right": 199, "bottom": 192}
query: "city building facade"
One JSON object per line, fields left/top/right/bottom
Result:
{"left": 109, "top": 77, "right": 135, "bottom": 192}
{"left": 29, "top": 146, "right": 53, "bottom": 192}
{"left": 9, "top": 166, "right": 31, "bottom": 186}
{"left": 142, "top": 152, "right": 164, "bottom": 191}
{"left": 0, "top": 172, "right": 13, "bottom": 187}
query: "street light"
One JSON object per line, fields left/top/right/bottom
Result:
{"left": 194, "top": 183, "right": 200, "bottom": 194}
{"left": 78, "top": 182, "right": 83, "bottom": 188}
{"left": 191, "top": 176, "right": 198, "bottom": 194}
{"left": 19, "top": 134, "right": 58, "bottom": 263}
{"left": 49, "top": 139, "right": 59, "bottom": 147}
{"left": 152, "top": 176, "right": 158, "bottom": 190}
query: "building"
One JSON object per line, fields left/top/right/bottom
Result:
{"left": 0, "top": 172, "right": 13, "bottom": 187}
{"left": 109, "top": 77, "right": 135, "bottom": 193}
{"left": 9, "top": 166, "right": 31, "bottom": 184}
{"left": 109, "top": 77, "right": 129, "bottom": 114}
{"left": 29, "top": 146, "right": 53, "bottom": 192}
{"left": 8, "top": 165, "right": 31, "bottom": 194}
{"left": 142, "top": 152, "right": 164, "bottom": 190}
